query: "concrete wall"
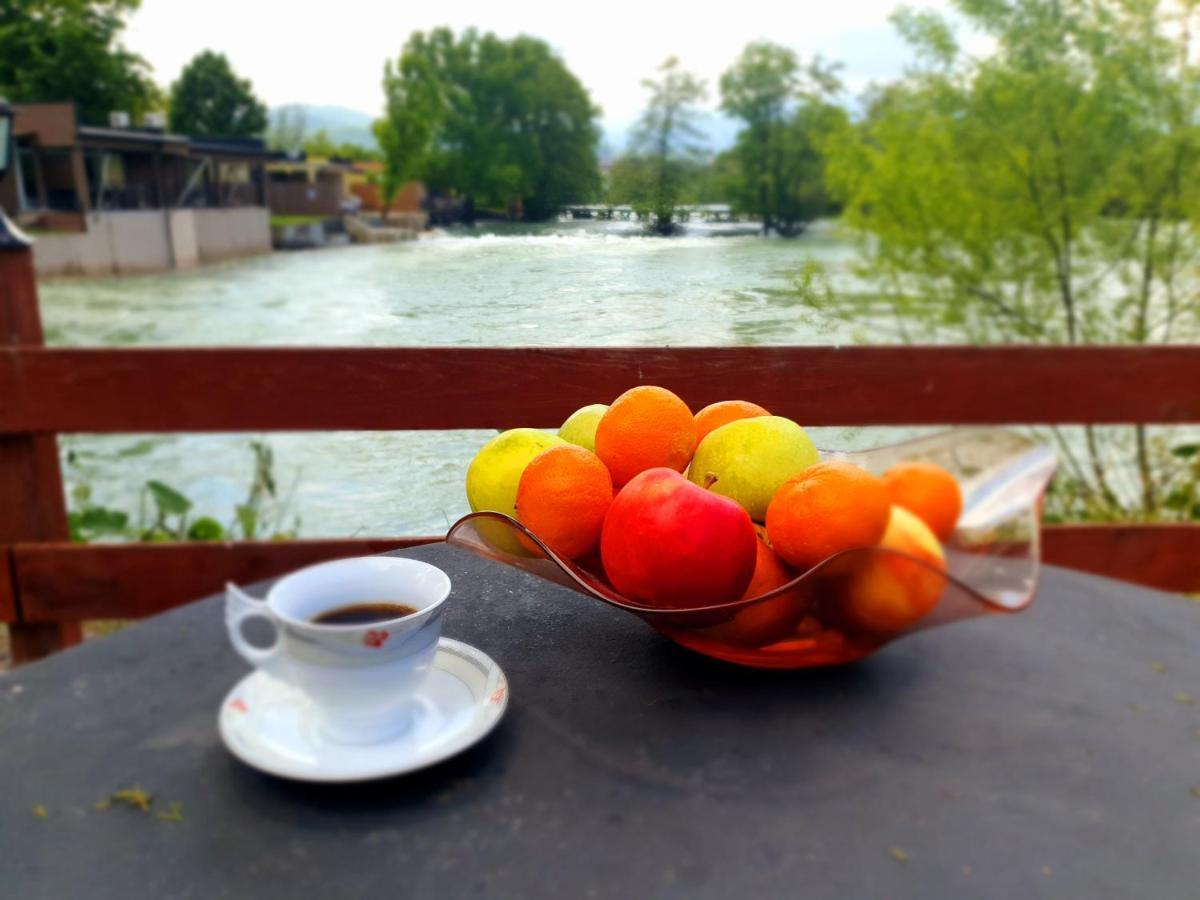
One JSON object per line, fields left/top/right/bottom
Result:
{"left": 193, "top": 207, "right": 271, "bottom": 262}
{"left": 33, "top": 225, "right": 116, "bottom": 276}
{"left": 168, "top": 209, "right": 198, "bottom": 269}
{"left": 33, "top": 207, "right": 270, "bottom": 276}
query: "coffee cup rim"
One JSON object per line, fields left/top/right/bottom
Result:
{"left": 265, "top": 555, "right": 451, "bottom": 632}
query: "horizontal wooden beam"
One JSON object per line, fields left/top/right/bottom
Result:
{"left": 1041, "top": 524, "right": 1200, "bottom": 595}
{"left": 7, "top": 523, "right": 1198, "bottom": 623}
{"left": 3, "top": 346, "right": 1199, "bottom": 433}
{"left": 10, "top": 537, "right": 439, "bottom": 622}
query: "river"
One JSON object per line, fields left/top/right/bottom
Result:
{"left": 39, "top": 219, "right": 908, "bottom": 538}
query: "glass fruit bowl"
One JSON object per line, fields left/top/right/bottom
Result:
{"left": 446, "top": 428, "right": 1057, "bottom": 669}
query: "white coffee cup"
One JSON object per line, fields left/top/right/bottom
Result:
{"left": 225, "top": 556, "right": 451, "bottom": 744}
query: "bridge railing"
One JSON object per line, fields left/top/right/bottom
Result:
{"left": 4, "top": 238, "right": 1200, "bottom": 664}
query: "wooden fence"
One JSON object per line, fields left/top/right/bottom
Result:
{"left": 3, "top": 234, "right": 1200, "bottom": 664}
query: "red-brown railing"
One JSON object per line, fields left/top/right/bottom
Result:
{"left": 3, "top": 237, "right": 1200, "bottom": 664}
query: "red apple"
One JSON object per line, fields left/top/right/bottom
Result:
{"left": 600, "top": 468, "right": 757, "bottom": 608}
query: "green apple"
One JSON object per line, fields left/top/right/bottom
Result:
{"left": 688, "top": 416, "right": 819, "bottom": 521}
{"left": 557, "top": 404, "right": 609, "bottom": 453}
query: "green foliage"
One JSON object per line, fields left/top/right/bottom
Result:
{"left": 0, "top": 0, "right": 160, "bottom": 125}
{"left": 718, "top": 43, "right": 845, "bottom": 234}
{"left": 167, "top": 50, "right": 267, "bottom": 138}
{"left": 805, "top": 0, "right": 1200, "bottom": 521}
{"left": 67, "top": 440, "right": 297, "bottom": 543}
{"left": 300, "top": 130, "right": 378, "bottom": 162}
{"left": 609, "top": 58, "right": 708, "bottom": 234}
{"left": 376, "top": 28, "right": 601, "bottom": 221}
{"left": 266, "top": 105, "right": 307, "bottom": 155}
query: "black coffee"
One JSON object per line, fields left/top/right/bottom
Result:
{"left": 311, "top": 602, "right": 417, "bottom": 625}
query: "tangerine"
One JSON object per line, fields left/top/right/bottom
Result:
{"left": 882, "top": 461, "right": 962, "bottom": 540}
{"left": 594, "top": 386, "right": 697, "bottom": 487}
{"left": 694, "top": 399, "right": 771, "bottom": 444}
{"left": 765, "top": 460, "right": 890, "bottom": 570}
{"left": 515, "top": 445, "right": 614, "bottom": 560}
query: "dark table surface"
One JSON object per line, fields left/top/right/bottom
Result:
{"left": 2, "top": 543, "right": 1198, "bottom": 899}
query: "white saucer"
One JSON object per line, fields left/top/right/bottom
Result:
{"left": 218, "top": 638, "right": 509, "bottom": 782}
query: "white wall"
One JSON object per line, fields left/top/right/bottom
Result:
{"left": 105, "top": 211, "right": 174, "bottom": 273}
{"left": 168, "top": 209, "right": 198, "bottom": 269}
{"left": 193, "top": 208, "right": 271, "bottom": 262}
{"left": 33, "top": 227, "right": 114, "bottom": 277}
{"left": 33, "top": 207, "right": 271, "bottom": 277}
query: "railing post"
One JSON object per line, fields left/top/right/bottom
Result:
{"left": 0, "top": 211, "right": 81, "bottom": 662}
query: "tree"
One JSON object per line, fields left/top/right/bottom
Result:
{"left": 0, "top": 0, "right": 160, "bottom": 125}
{"left": 376, "top": 29, "right": 601, "bottom": 221}
{"left": 610, "top": 57, "right": 708, "bottom": 234}
{"left": 299, "top": 130, "right": 376, "bottom": 162}
{"left": 266, "top": 105, "right": 307, "bottom": 155}
{"left": 719, "top": 42, "right": 843, "bottom": 234}
{"left": 808, "top": 0, "right": 1200, "bottom": 521}
{"left": 167, "top": 51, "right": 267, "bottom": 138}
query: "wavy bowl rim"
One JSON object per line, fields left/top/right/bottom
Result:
{"left": 447, "top": 426, "right": 1058, "bottom": 618}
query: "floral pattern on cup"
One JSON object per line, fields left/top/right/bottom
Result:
{"left": 363, "top": 630, "right": 391, "bottom": 649}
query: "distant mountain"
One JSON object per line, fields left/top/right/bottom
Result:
{"left": 269, "top": 104, "right": 378, "bottom": 149}
{"left": 270, "top": 104, "right": 739, "bottom": 160}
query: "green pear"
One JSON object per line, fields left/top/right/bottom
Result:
{"left": 557, "top": 404, "right": 609, "bottom": 453}
{"left": 688, "top": 416, "right": 819, "bottom": 520}
{"left": 466, "top": 428, "right": 566, "bottom": 518}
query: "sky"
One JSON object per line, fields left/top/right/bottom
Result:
{"left": 123, "top": 0, "right": 959, "bottom": 148}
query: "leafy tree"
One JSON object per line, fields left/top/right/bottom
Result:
{"left": 719, "top": 43, "right": 843, "bottom": 234}
{"left": 266, "top": 105, "right": 307, "bottom": 155}
{"left": 0, "top": 0, "right": 160, "bottom": 124}
{"left": 808, "top": 0, "right": 1200, "bottom": 521}
{"left": 610, "top": 57, "right": 708, "bottom": 234}
{"left": 167, "top": 50, "right": 267, "bottom": 138}
{"left": 375, "top": 41, "right": 442, "bottom": 221}
{"left": 376, "top": 28, "right": 601, "bottom": 221}
{"left": 301, "top": 129, "right": 377, "bottom": 162}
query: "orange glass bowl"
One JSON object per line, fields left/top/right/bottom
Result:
{"left": 446, "top": 428, "right": 1057, "bottom": 669}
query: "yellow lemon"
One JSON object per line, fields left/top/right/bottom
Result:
{"left": 466, "top": 428, "right": 567, "bottom": 518}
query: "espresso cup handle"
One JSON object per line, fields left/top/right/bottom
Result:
{"left": 227, "top": 609, "right": 284, "bottom": 668}
{"left": 225, "top": 582, "right": 285, "bottom": 673}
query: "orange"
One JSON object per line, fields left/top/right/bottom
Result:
{"left": 594, "top": 385, "right": 697, "bottom": 487}
{"left": 515, "top": 445, "right": 614, "bottom": 560}
{"left": 740, "top": 526, "right": 795, "bottom": 600}
{"left": 765, "top": 461, "right": 890, "bottom": 570}
{"left": 882, "top": 461, "right": 962, "bottom": 540}
{"left": 698, "top": 528, "right": 807, "bottom": 647}
{"left": 694, "top": 400, "right": 771, "bottom": 444}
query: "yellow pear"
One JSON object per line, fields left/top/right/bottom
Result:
{"left": 688, "top": 416, "right": 819, "bottom": 521}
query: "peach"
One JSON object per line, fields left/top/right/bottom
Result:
{"left": 837, "top": 505, "right": 947, "bottom": 634}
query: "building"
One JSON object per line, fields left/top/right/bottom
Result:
{"left": 345, "top": 160, "right": 425, "bottom": 215}
{"left": 0, "top": 103, "right": 273, "bottom": 276}
{"left": 266, "top": 157, "right": 354, "bottom": 219}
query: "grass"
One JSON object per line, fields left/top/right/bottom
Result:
{"left": 270, "top": 215, "right": 330, "bottom": 228}
{"left": 23, "top": 228, "right": 73, "bottom": 237}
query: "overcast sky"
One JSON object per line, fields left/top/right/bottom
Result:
{"left": 124, "top": 0, "right": 959, "bottom": 144}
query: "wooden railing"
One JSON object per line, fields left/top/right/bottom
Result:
{"left": 3, "top": 229, "right": 1200, "bottom": 664}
